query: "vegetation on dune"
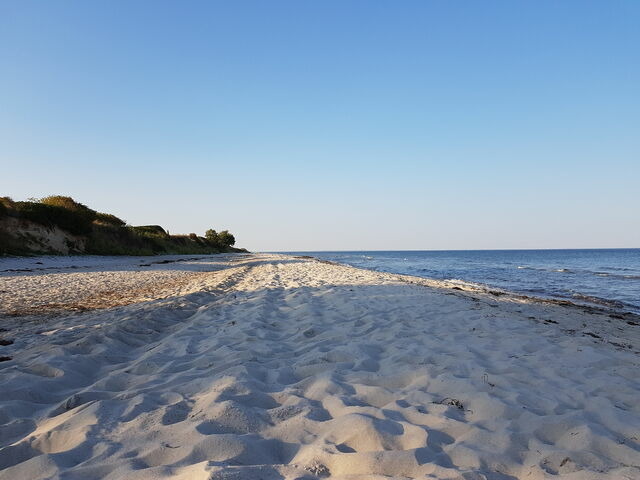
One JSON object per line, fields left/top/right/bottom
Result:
{"left": 205, "top": 229, "right": 236, "bottom": 249}
{"left": 94, "top": 212, "right": 127, "bottom": 227}
{"left": 131, "top": 225, "right": 169, "bottom": 237}
{"left": 218, "top": 230, "right": 235, "bottom": 247}
{"left": 0, "top": 196, "right": 246, "bottom": 256}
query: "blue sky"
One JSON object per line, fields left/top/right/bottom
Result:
{"left": 1, "top": 1, "right": 638, "bottom": 251}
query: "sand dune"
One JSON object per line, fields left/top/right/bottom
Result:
{"left": 0, "top": 254, "right": 638, "bottom": 479}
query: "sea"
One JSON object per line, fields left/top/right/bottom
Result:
{"left": 286, "top": 249, "right": 640, "bottom": 314}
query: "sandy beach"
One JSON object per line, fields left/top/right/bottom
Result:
{"left": 0, "top": 253, "right": 638, "bottom": 479}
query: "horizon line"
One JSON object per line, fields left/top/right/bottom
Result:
{"left": 266, "top": 247, "right": 639, "bottom": 253}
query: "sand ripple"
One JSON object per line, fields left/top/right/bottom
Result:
{"left": 0, "top": 254, "right": 638, "bottom": 479}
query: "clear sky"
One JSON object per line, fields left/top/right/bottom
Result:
{"left": 1, "top": 1, "right": 638, "bottom": 252}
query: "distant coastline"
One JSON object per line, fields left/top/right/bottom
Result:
{"left": 0, "top": 195, "right": 247, "bottom": 256}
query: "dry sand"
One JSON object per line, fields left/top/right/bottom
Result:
{"left": 0, "top": 254, "right": 638, "bottom": 479}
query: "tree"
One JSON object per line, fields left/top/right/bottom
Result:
{"left": 217, "top": 230, "right": 235, "bottom": 247}
{"left": 205, "top": 229, "right": 219, "bottom": 244}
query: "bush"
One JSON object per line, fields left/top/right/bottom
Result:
{"left": 13, "top": 201, "right": 94, "bottom": 235}
{"left": 95, "top": 212, "right": 126, "bottom": 227}
{"left": 6, "top": 196, "right": 98, "bottom": 235}
{"left": 86, "top": 224, "right": 156, "bottom": 255}
{"left": 131, "top": 225, "right": 168, "bottom": 237}
{"left": 40, "top": 196, "right": 97, "bottom": 222}
{"left": 205, "top": 229, "right": 219, "bottom": 243}
{"left": 1, "top": 194, "right": 242, "bottom": 255}
{"left": 218, "top": 230, "right": 235, "bottom": 247}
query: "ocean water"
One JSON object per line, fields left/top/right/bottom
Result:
{"left": 289, "top": 249, "right": 640, "bottom": 314}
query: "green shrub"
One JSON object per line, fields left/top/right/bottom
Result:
{"left": 1, "top": 194, "right": 242, "bottom": 255}
{"left": 205, "top": 229, "right": 218, "bottom": 242}
{"left": 40, "top": 196, "right": 97, "bottom": 222}
{"left": 95, "top": 212, "right": 126, "bottom": 227}
{"left": 131, "top": 225, "right": 168, "bottom": 237}
{"left": 5, "top": 196, "right": 98, "bottom": 235}
{"left": 13, "top": 201, "right": 93, "bottom": 235}
{"left": 86, "top": 224, "right": 157, "bottom": 255}
{"left": 218, "top": 230, "right": 235, "bottom": 247}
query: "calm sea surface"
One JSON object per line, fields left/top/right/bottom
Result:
{"left": 285, "top": 249, "right": 640, "bottom": 314}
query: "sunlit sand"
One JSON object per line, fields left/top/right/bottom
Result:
{"left": 0, "top": 254, "right": 638, "bottom": 479}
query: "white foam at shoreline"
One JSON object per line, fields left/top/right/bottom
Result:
{"left": 305, "top": 254, "right": 640, "bottom": 315}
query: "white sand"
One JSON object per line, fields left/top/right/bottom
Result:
{"left": 0, "top": 254, "right": 638, "bottom": 479}
{"left": 0, "top": 254, "right": 239, "bottom": 316}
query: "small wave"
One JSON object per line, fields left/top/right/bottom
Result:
{"left": 583, "top": 269, "right": 640, "bottom": 280}
{"left": 419, "top": 268, "right": 437, "bottom": 273}
{"left": 516, "top": 265, "right": 573, "bottom": 273}
{"left": 589, "top": 271, "right": 640, "bottom": 280}
{"left": 443, "top": 278, "right": 501, "bottom": 292}
{"left": 516, "top": 265, "right": 640, "bottom": 279}
{"left": 601, "top": 266, "right": 633, "bottom": 272}
{"left": 570, "top": 293, "right": 627, "bottom": 309}
{"left": 518, "top": 265, "right": 545, "bottom": 271}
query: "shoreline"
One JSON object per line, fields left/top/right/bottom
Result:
{"left": 1, "top": 254, "right": 638, "bottom": 354}
{"left": 292, "top": 254, "right": 640, "bottom": 327}
{"left": 3, "top": 252, "right": 639, "bottom": 327}
{"left": 0, "top": 254, "right": 639, "bottom": 479}
{"left": 290, "top": 254, "right": 640, "bottom": 318}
